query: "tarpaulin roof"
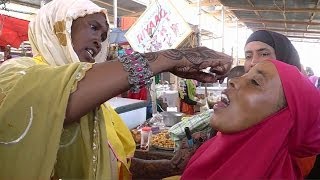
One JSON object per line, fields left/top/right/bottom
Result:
{"left": 217, "top": 0, "right": 320, "bottom": 42}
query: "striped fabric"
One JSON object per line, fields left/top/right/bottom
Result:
{"left": 169, "top": 110, "right": 213, "bottom": 149}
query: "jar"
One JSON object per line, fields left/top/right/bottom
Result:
{"left": 140, "top": 127, "right": 152, "bottom": 151}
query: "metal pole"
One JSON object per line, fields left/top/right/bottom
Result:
{"left": 221, "top": 6, "right": 225, "bottom": 53}
{"left": 113, "top": 0, "right": 118, "bottom": 28}
{"left": 151, "top": 77, "right": 158, "bottom": 115}
{"left": 197, "top": 0, "right": 208, "bottom": 97}
{"left": 197, "top": 0, "right": 201, "bottom": 46}
{"left": 212, "top": 33, "right": 214, "bottom": 49}
{"left": 236, "top": 19, "right": 239, "bottom": 65}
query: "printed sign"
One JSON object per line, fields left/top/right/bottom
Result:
{"left": 125, "top": 0, "right": 192, "bottom": 53}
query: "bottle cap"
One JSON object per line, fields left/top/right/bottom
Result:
{"left": 142, "top": 127, "right": 152, "bottom": 132}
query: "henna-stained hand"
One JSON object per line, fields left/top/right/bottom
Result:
{"left": 156, "top": 47, "right": 233, "bottom": 83}
{"left": 130, "top": 132, "right": 209, "bottom": 179}
{"left": 170, "top": 132, "right": 209, "bottom": 173}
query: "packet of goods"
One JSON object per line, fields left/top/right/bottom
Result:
{"left": 168, "top": 110, "right": 213, "bottom": 150}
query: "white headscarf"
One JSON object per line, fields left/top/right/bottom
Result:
{"left": 28, "top": 0, "right": 110, "bottom": 66}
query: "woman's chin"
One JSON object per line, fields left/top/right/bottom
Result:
{"left": 210, "top": 117, "right": 237, "bottom": 134}
{"left": 210, "top": 117, "right": 221, "bottom": 131}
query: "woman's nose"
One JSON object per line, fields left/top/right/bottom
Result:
{"left": 250, "top": 55, "right": 260, "bottom": 67}
{"left": 94, "top": 41, "right": 101, "bottom": 52}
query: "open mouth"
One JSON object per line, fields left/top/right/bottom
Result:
{"left": 213, "top": 91, "right": 230, "bottom": 109}
{"left": 85, "top": 48, "right": 96, "bottom": 60}
{"left": 221, "top": 93, "right": 230, "bottom": 106}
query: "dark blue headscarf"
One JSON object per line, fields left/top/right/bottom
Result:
{"left": 246, "top": 30, "right": 301, "bottom": 71}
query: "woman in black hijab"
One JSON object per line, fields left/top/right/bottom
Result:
{"left": 244, "top": 30, "right": 301, "bottom": 72}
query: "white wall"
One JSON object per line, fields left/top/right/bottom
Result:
{"left": 201, "top": 27, "right": 252, "bottom": 59}
{"left": 292, "top": 42, "right": 320, "bottom": 76}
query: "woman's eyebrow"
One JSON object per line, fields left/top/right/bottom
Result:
{"left": 90, "top": 20, "right": 102, "bottom": 27}
{"left": 257, "top": 48, "right": 270, "bottom": 52}
{"left": 245, "top": 48, "right": 270, "bottom": 54}
{"left": 90, "top": 19, "right": 109, "bottom": 32}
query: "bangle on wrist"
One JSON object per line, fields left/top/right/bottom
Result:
{"left": 119, "top": 52, "right": 153, "bottom": 92}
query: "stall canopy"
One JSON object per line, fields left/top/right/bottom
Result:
{"left": 211, "top": 0, "right": 320, "bottom": 42}
{"left": 0, "top": 14, "right": 29, "bottom": 48}
{"left": 109, "top": 28, "right": 128, "bottom": 44}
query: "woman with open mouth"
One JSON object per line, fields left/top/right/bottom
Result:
{"left": 182, "top": 60, "right": 320, "bottom": 179}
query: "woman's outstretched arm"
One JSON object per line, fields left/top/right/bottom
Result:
{"left": 65, "top": 47, "right": 232, "bottom": 122}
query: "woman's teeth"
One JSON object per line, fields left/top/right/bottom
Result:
{"left": 221, "top": 93, "right": 230, "bottom": 105}
{"left": 86, "top": 49, "right": 94, "bottom": 58}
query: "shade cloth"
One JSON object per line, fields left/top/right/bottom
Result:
{"left": 0, "top": 14, "right": 29, "bottom": 48}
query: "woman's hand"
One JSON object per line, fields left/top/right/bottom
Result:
{"left": 170, "top": 132, "right": 209, "bottom": 173}
{"left": 147, "top": 47, "right": 233, "bottom": 83}
{"left": 130, "top": 131, "right": 208, "bottom": 179}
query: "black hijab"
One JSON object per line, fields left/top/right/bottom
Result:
{"left": 246, "top": 30, "right": 301, "bottom": 71}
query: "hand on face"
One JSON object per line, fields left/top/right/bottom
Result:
{"left": 160, "top": 47, "right": 233, "bottom": 83}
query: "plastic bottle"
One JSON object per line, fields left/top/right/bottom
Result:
{"left": 140, "top": 127, "right": 152, "bottom": 151}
